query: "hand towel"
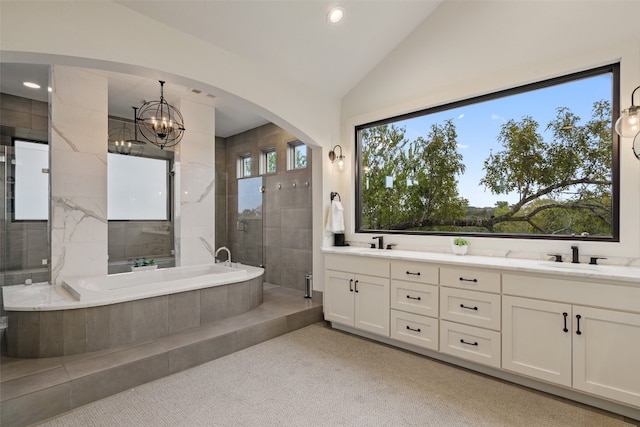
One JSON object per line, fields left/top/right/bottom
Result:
{"left": 325, "top": 200, "right": 345, "bottom": 233}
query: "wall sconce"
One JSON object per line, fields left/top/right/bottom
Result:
{"left": 328, "top": 145, "right": 346, "bottom": 173}
{"left": 615, "top": 85, "right": 640, "bottom": 139}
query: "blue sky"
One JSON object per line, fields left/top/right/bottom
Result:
{"left": 393, "top": 73, "right": 612, "bottom": 207}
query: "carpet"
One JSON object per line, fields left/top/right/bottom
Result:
{"left": 39, "top": 323, "right": 633, "bottom": 426}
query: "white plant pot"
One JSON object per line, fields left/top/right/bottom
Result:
{"left": 451, "top": 244, "right": 468, "bottom": 255}
{"left": 131, "top": 265, "right": 158, "bottom": 272}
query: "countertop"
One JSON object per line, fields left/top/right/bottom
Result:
{"left": 321, "top": 246, "right": 640, "bottom": 286}
{"left": 3, "top": 264, "right": 264, "bottom": 311}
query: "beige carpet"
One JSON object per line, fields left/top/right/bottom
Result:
{"left": 40, "top": 323, "right": 634, "bottom": 427}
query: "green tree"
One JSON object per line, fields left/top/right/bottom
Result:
{"left": 361, "top": 121, "right": 467, "bottom": 230}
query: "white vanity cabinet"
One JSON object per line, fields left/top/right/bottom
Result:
{"left": 390, "top": 261, "right": 439, "bottom": 350}
{"left": 324, "top": 255, "right": 390, "bottom": 337}
{"left": 502, "top": 275, "right": 640, "bottom": 408}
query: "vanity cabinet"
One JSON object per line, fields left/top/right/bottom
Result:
{"left": 502, "top": 277, "right": 640, "bottom": 408}
{"left": 324, "top": 255, "right": 390, "bottom": 337}
{"left": 322, "top": 248, "right": 640, "bottom": 416}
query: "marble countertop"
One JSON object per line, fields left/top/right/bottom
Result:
{"left": 3, "top": 264, "right": 264, "bottom": 312}
{"left": 321, "top": 246, "right": 640, "bottom": 286}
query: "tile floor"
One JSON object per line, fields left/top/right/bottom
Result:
{"left": 0, "top": 283, "right": 323, "bottom": 427}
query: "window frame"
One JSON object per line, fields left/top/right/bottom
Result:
{"left": 107, "top": 152, "right": 173, "bottom": 221}
{"left": 10, "top": 138, "right": 49, "bottom": 222}
{"left": 355, "top": 63, "right": 620, "bottom": 242}
{"left": 237, "top": 154, "right": 252, "bottom": 178}
{"left": 287, "top": 141, "right": 307, "bottom": 170}
{"left": 260, "top": 148, "right": 277, "bottom": 175}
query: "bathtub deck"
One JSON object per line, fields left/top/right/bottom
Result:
{"left": 0, "top": 284, "right": 324, "bottom": 427}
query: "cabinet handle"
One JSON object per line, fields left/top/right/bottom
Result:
{"left": 406, "top": 325, "right": 421, "bottom": 332}
{"left": 576, "top": 314, "right": 582, "bottom": 335}
{"left": 354, "top": 280, "right": 359, "bottom": 293}
{"left": 406, "top": 271, "right": 421, "bottom": 276}
{"left": 459, "top": 277, "right": 478, "bottom": 283}
{"left": 349, "top": 279, "right": 353, "bottom": 292}
{"left": 406, "top": 295, "right": 422, "bottom": 301}
{"left": 460, "top": 339, "right": 478, "bottom": 346}
{"left": 562, "top": 312, "right": 568, "bottom": 333}
{"left": 460, "top": 303, "right": 478, "bottom": 311}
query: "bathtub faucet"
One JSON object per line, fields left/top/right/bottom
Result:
{"left": 215, "top": 246, "right": 231, "bottom": 263}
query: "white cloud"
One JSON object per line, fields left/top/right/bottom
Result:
{"left": 458, "top": 114, "right": 465, "bottom": 119}
{"left": 457, "top": 143, "right": 469, "bottom": 149}
{"left": 491, "top": 113, "right": 505, "bottom": 121}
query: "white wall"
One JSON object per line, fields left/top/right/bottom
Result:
{"left": 339, "top": 0, "right": 640, "bottom": 266}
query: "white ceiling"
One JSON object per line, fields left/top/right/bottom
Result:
{"left": 1, "top": 1, "right": 443, "bottom": 137}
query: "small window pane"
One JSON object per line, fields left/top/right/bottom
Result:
{"left": 287, "top": 141, "right": 307, "bottom": 170}
{"left": 14, "top": 140, "right": 49, "bottom": 220}
{"left": 238, "top": 155, "right": 252, "bottom": 178}
{"left": 260, "top": 149, "right": 276, "bottom": 175}
{"left": 108, "top": 154, "right": 169, "bottom": 220}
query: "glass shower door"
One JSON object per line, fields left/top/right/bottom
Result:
{"left": 235, "top": 177, "right": 263, "bottom": 267}
{"left": 0, "top": 142, "right": 50, "bottom": 289}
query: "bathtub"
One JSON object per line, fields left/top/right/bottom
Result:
{"left": 63, "top": 263, "right": 249, "bottom": 302}
{"left": 3, "top": 263, "right": 265, "bottom": 358}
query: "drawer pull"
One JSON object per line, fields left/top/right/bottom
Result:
{"left": 349, "top": 279, "right": 353, "bottom": 292}
{"left": 406, "top": 325, "right": 421, "bottom": 332}
{"left": 562, "top": 312, "right": 568, "bottom": 333}
{"left": 459, "top": 277, "right": 478, "bottom": 283}
{"left": 460, "top": 303, "right": 478, "bottom": 311}
{"left": 354, "top": 280, "right": 359, "bottom": 293}
{"left": 460, "top": 339, "right": 478, "bottom": 346}
{"left": 406, "top": 271, "right": 421, "bottom": 276}
{"left": 406, "top": 295, "right": 422, "bottom": 301}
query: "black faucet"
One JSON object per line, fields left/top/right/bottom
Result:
{"left": 571, "top": 245, "right": 579, "bottom": 264}
{"left": 372, "top": 236, "right": 384, "bottom": 249}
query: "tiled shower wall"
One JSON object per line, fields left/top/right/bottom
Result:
{"left": 218, "top": 123, "right": 312, "bottom": 291}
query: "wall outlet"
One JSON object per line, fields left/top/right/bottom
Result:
{"left": 42, "top": 259, "right": 48, "bottom": 265}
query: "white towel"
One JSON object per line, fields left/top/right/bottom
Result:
{"left": 325, "top": 200, "right": 345, "bottom": 233}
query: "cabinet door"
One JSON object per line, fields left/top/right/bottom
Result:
{"left": 354, "top": 274, "right": 390, "bottom": 337}
{"left": 573, "top": 306, "right": 640, "bottom": 407}
{"left": 324, "top": 270, "right": 355, "bottom": 327}
{"left": 502, "top": 296, "right": 572, "bottom": 387}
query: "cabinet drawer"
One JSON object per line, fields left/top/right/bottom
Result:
{"left": 391, "top": 261, "right": 438, "bottom": 284}
{"left": 391, "top": 310, "right": 438, "bottom": 351}
{"left": 391, "top": 280, "right": 439, "bottom": 317}
{"left": 325, "top": 254, "right": 390, "bottom": 277}
{"left": 440, "top": 320, "right": 501, "bottom": 368}
{"left": 440, "top": 267, "right": 500, "bottom": 293}
{"left": 440, "top": 287, "right": 501, "bottom": 330}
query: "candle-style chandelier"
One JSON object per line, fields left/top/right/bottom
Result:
{"left": 136, "top": 80, "right": 185, "bottom": 150}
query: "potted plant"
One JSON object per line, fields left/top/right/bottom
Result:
{"left": 131, "top": 258, "right": 157, "bottom": 272}
{"left": 451, "top": 237, "right": 469, "bottom": 255}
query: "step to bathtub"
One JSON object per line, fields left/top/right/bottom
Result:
{"left": 0, "top": 286, "right": 323, "bottom": 427}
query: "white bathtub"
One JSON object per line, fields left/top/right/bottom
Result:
{"left": 62, "top": 263, "right": 255, "bottom": 302}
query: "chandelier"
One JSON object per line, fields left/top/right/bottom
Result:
{"left": 136, "top": 80, "right": 185, "bottom": 149}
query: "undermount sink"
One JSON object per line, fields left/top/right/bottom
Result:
{"left": 537, "top": 262, "right": 600, "bottom": 271}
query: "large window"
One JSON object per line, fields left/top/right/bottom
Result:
{"left": 356, "top": 64, "right": 619, "bottom": 241}
{"left": 108, "top": 153, "right": 170, "bottom": 220}
{"left": 287, "top": 141, "right": 307, "bottom": 170}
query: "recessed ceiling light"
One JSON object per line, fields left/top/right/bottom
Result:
{"left": 327, "top": 7, "right": 344, "bottom": 24}
{"left": 23, "top": 82, "right": 41, "bottom": 89}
